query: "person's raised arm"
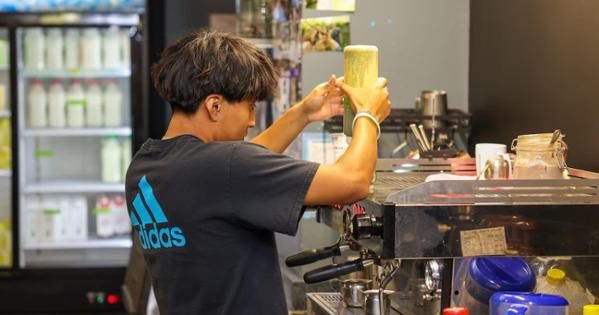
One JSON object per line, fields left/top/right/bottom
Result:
{"left": 304, "top": 78, "right": 391, "bottom": 205}
{"left": 251, "top": 76, "right": 343, "bottom": 153}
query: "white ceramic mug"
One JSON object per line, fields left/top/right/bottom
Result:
{"left": 475, "top": 143, "right": 507, "bottom": 177}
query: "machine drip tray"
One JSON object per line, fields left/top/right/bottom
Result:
{"left": 306, "top": 292, "right": 401, "bottom": 315}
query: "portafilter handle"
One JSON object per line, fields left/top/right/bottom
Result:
{"left": 285, "top": 243, "right": 348, "bottom": 267}
{"left": 303, "top": 259, "right": 373, "bottom": 284}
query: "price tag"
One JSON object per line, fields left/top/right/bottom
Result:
{"left": 460, "top": 226, "right": 508, "bottom": 257}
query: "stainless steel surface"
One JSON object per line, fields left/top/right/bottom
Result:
{"left": 310, "top": 159, "right": 599, "bottom": 315}
{"left": 419, "top": 90, "right": 448, "bottom": 114}
{"left": 375, "top": 158, "right": 477, "bottom": 173}
{"left": 418, "top": 124, "right": 432, "bottom": 151}
{"left": 377, "top": 260, "right": 401, "bottom": 315}
{"left": 386, "top": 177, "right": 599, "bottom": 205}
{"left": 307, "top": 292, "right": 401, "bottom": 315}
{"left": 373, "top": 157, "right": 477, "bottom": 203}
{"left": 372, "top": 172, "right": 429, "bottom": 202}
{"left": 424, "top": 260, "right": 443, "bottom": 292}
{"left": 372, "top": 158, "right": 599, "bottom": 205}
{"left": 341, "top": 279, "right": 373, "bottom": 308}
{"left": 409, "top": 123, "right": 427, "bottom": 152}
{"left": 316, "top": 158, "right": 599, "bottom": 259}
{"left": 363, "top": 290, "right": 392, "bottom": 315}
{"left": 484, "top": 158, "right": 510, "bottom": 179}
{"left": 307, "top": 292, "right": 345, "bottom": 315}
{"left": 419, "top": 90, "right": 447, "bottom": 129}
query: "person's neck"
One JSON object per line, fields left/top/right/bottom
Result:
{"left": 163, "top": 110, "right": 215, "bottom": 142}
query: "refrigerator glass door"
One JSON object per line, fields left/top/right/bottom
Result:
{"left": 17, "top": 26, "right": 134, "bottom": 268}
{"left": 0, "top": 28, "right": 12, "bottom": 268}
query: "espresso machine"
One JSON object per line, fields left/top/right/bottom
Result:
{"left": 286, "top": 158, "right": 599, "bottom": 315}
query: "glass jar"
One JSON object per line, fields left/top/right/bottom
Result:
{"left": 238, "top": 0, "right": 273, "bottom": 39}
{"left": 512, "top": 133, "right": 567, "bottom": 179}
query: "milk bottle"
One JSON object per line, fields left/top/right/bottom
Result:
{"left": 121, "top": 137, "right": 131, "bottom": 181}
{"left": 81, "top": 28, "right": 101, "bottom": 70}
{"left": 40, "top": 196, "right": 61, "bottom": 242}
{"left": 64, "top": 28, "right": 80, "bottom": 70}
{"left": 101, "top": 136, "right": 122, "bottom": 183}
{"left": 55, "top": 195, "right": 71, "bottom": 241}
{"left": 95, "top": 195, "right": 114, "bottom": 238}
{"left": 45, "top": 28, "right": 64, "bottom": 70}
{"left": 28, "top": 80, "right": 47, "bottom": 128}
{"left": 120, "top": 29, "right": 131, "bottom": 68}
{"left": 24, "top": 28, "right": 45, "bottom": 70}
{"left": 536, "top": 268, "right": 594, "bottom": 315}
{"left": 48, "top": 80, "right": 66, "bottom": 128}
{"left": 112, "top": 195, "right": 131, "bottom": 235}
{"left": 103, "top": 80, "right": 123, "bottom": 127}
{"left": 85, "top": 80, "right": 103, "bottom": 127}
{"left": 102, "top": 27, "right": 121, "bottom": 69}
{"left": 67, "top": 196, "right": 88, "bottom": 240}
{"left": 25, "top": 196, "right": 42, "bottom": 244}
{"left": 66, "top": 80, "right": 85, "bottom": 128}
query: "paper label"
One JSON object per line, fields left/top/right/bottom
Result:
{"left": 460, "top": 226, "right": 508, "bottom": 256}
{"left": 92, "top": 207, "right": 111, "bottom": 216}
{"left": 42, "top": 208, "right": 61, "bottom": 215}
{"left": 34, "top": 150, "right": 54, "bottom": 158}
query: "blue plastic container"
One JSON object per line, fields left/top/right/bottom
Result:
{"left": 490, "top": 292, "right": 569, "bottom": 315}
{"left": 466, "top": 257, "right": 537, "bottom": 304}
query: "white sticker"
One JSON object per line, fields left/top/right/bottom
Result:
{"left": 460, "top": 226, "right": 508, "bottom": 257}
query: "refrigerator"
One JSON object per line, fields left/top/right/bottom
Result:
{"left": 0, "top": 12, "right": 147, "bottom": 313}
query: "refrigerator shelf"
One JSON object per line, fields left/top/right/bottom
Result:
{"left": 0, "top": 169, "right": 10, "bottom": 177}
{"left": 0, "top": 111, "right": 10, "bottom": 119}
{"left": 23, "top": 238, "right": 132, "bottom": 250}
{"left": 24, "top": 181, "right": 124, "bottom": 193}
{"left": 19, "top": 68, "right": 131, "bottom": 79}
{"left": 23, "top": 127, "right": 132, "bottom": 137}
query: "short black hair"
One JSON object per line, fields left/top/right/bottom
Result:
{"left": 151, "top": 31, "right": 278, "bottom": 113}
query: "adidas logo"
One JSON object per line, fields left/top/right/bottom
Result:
{"left": 130, "top": 176, "right": 187, "bottom": 250}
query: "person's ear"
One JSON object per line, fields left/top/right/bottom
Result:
{"left": 204, "top": 94, "right": 225, "bottom": 122}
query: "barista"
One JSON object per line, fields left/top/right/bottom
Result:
{"left": 125, "top": 31, "right": 390, "bottom": 315}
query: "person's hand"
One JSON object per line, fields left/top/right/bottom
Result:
{"left": 300, "top": 75, "right": 344, "bottom": 122}
{"left": 337, "top": 77, "right": 391, "bottom": 123}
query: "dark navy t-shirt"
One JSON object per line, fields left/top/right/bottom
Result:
{"left": 125, "top": 135, "right": 319, "bottom": 315}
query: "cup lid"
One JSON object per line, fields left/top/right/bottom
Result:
{"left": 491, "top": 292, "right": 568, "bottom": 307}
{"left": 546, "top": 268, "right": 566, "bottom": 285}
{"left": 443, "top": 307, "right": 469, "bottom": 315}
{"left": 469, "top": 257, "right": 536, "bottom": 292}
{"left": 584, "top": 305, "right": 599, "bottom": 315}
